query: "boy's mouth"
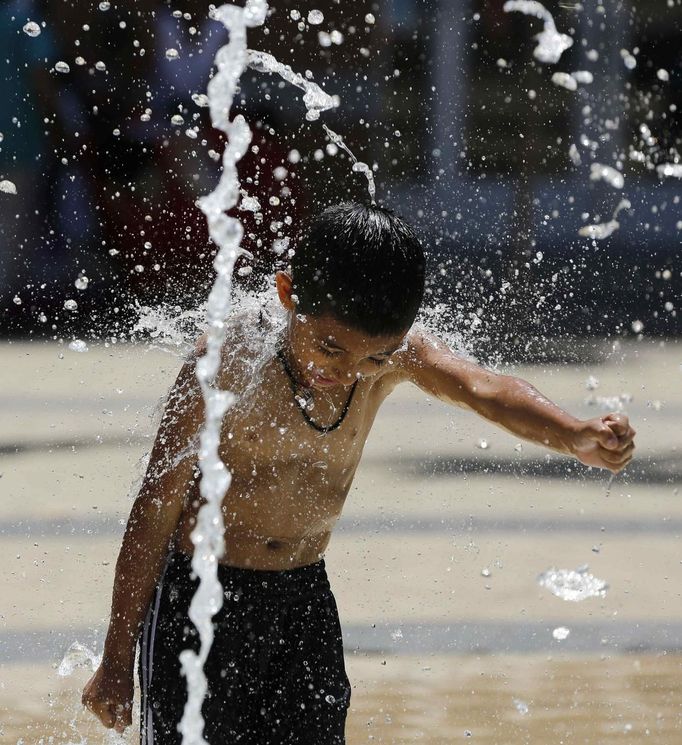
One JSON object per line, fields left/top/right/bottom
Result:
{"left": 311, "top": 371, "right": 338, "bottom": 388}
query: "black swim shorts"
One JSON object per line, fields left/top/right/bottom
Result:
{"left": 138, "top": 552, "right": 351, "bottom": 745}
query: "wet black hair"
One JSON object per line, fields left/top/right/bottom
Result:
{"left": 290, "top": 202, "right": 425, "bottom": 336}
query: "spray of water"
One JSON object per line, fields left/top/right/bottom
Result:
{"left": 538, "top": 565, "right": 609, "bottom": 601}
{"left": 503, "top": 1, "right": 573, "bottom": 64}
{"left": 177, "top": 2, "right": 269, "bottom": 743}
{"left": 323, "top": 124, "right": 377, "bottom": 203}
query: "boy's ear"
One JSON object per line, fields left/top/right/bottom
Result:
{"left": 275, "top": 270, "right": 296, "bottom": 311}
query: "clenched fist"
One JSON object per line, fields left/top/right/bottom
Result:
{"left": 571, "top": 412, "right": 636, "bottom": 474}
{"left": 82, "top": 661, "right": 134, "bottom": 734}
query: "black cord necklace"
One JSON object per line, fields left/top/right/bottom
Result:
{"left": 276, "top": 348, "right": 358, "bottom": 434}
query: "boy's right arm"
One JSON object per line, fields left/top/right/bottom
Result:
{"left": 82, "top": 335, "right": 207, "bottom": 731}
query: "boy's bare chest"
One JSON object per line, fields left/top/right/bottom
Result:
{"left": 221, "top": 378, "right": 380, "bottom": 485}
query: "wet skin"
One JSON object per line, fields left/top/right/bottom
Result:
{"left": 172, "top": 275, "right": 409, "bottom": 569}
{"left": 88, "top": 271, "right": 636, "bottom": 731}
{"left": 169, "top": 271, "right": 636, "bottom": 570}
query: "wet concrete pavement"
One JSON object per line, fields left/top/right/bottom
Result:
{"left": 1, "top": 337, "right": 680, "bottom": 743}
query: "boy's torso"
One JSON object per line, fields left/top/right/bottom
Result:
{"left": 172, "top": 311, "right": 405, "bottom": 570}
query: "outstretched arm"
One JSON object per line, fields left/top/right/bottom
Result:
{"left": 399, "top": 330, "right": 635, "bottom": 473}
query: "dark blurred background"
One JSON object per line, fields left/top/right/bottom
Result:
{"left": 1, "top": 0, "right": 680, "bottom": 359}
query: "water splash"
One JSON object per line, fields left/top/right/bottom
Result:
{"left": 552, "top": 70, "right": 594, "bottom": 91}
{"left": 323, "top": 125, "right": 376, "bottom": 202}
{"left": 503, "top": 1, "right": 573, "bottom": 64}
{"left": 578, "top": 198, "right": 630, "bottom": 240}
{"left": 22, "top": 21, "right": 42, "bottom": 37}
{"left": 246, "top": 50, "right": 338, "bottom": 122}
{"left": 57, "top": 642, "right": 102, "bottom": 677}
{"left": 552, "top": 626, "right": 571, "bottom": 641}
{"left": 656, "top": 163, "right": 682, "bottom": 179}
{"left": 178, "top": 2, "right": 269, "bottom": 744}
{"left": 551, "top": 72, "right": 577, "bottom": 91}
{"left": 538, "top": 565, "right": 608, "bottom": 601}
{"left": 513, "top": 698, "right": 529, "bottom": 715}
{"left": 307, "top": 9, "right": 324, "bottom": 25}
{"left": 589, "top": 163, "right": 625, "bottom": 189}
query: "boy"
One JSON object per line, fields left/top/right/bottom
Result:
{"left": 82, "top": 202, "right": 635, "bottom": 743}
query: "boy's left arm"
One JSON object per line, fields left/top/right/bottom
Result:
{"left": 398, "top": 331, "right": 636, "bottom": 473}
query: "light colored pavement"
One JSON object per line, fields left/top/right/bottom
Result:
{"left": 1, "top": 338, "right": 681, "bottom": 743}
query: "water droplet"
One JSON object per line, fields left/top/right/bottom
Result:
{"left": 365, "top": 13, "right": 375, "bottom": 24}
{"left": 95, "top": 60, "right": 107, "bottom": 71}
{"left": 75, "top": 276, "right": 89, "bottom": 290}
{"left": 657, "top": 68, "right": 670, "bottom": 81}
{"left": 585, "top": 375, "right": 599, "bottom": 390}
{"left": 513, "top": 698, "right": 529, "bottom": 715}
{"left": 288, "top": 149, "right": 301, "bottom": 164}
{"left": 631, "top": 319, "right": 644, "bottom": 333}
{"left": 481, "top": 567, "right": 491, "bottom": 577}
{"left": 589, "top": 163, "right": 624, "bottom": 189}
{"left": 538, "top": 566, "right": 608, "bottom": 602}
{"left": 476, "top": 438, "right": 489, "bottom": 450}
{"left": 185, "top": 128, "right": 198, "bottom": 139}
{"left": 58, "top": 641, "right": 100, "bottom": 675}
{"left": 55, "top": 61, "right": 70, "bottom": 74}
{"left": 191, "top": 93, "right": 209, "bottom": 107}
{"left": 98, "top": 0, "right": 111, "bottom": 10}
{"left": 23, "top": 21, "right": 41, "bottom": 37}
{"left": 171, "top": 114, "right": 185, "bottom": 126}
{"left": 68, "top": 340, "right": 88, "bottom": 353}
{"left": 552, "top": 626, "right": 571, "bottom": 641}
{"left": 64, "top": 299, "right": 78, "bottom": 311}
{"left": 317, "top": 31, "right": 332, "bottom": 47}
{"left": 75, "top": 56, "right": 86, "bottom": 66}
{"left": 0, "top": 180, "right": 17, "bottom": 195}
{"left": 307, "top": 9, "right": 324, "bottom": 25}
{"left": 325, "top": 694, "right": 336, "bottom": 704}
{"left": 13, "top": 295, "right": 22, "bottom": 305}
{"left": 290, "top": 9, "right": 301, "bottom": 21}
{"left": 166, "top": 48, "right": 180, "bottom": 61}
{"left": 172, "top": 9, "right": 183, "bottom": 18}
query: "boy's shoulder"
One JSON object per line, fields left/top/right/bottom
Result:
{"left": 191, "top": 304, "right": 281, "bottom": 393}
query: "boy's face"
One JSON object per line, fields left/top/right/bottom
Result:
{"left": 276, "top": 271, "right": 406, "bottom": 390}
{"left": 289, "top": 313, "right": 406, "bottom": 389}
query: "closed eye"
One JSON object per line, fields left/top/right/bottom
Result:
{"left": 319, "top": 345, "right": 342, "bottom": 357}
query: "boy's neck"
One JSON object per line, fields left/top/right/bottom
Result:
{"left": 279, "top": 338, "right": 311, "bottom": 390}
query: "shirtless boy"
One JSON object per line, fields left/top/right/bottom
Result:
{"left": 83, "top": 202, "right": 635, "bottom": 744}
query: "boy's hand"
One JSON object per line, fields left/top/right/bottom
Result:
{"left": 570, "top": 412, "right": 636, "bottom": 474}
{"left": 82, "top": 662, "right": 134, "bottom": 733}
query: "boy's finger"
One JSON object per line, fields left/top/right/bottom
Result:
{"left": 602, "top": 413, "right": 629, "bottom": 436}
{"left": 99, "top": 704, "right": 116, "bottom": 729}
{"left": 115, "top": 702, "right": 132, "bottom": 729}
{"left": 613, "top": 443, "right": 635, "bottom": 463}
{"left": 597, "top": 425, "right": 619, "bottom": 449}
